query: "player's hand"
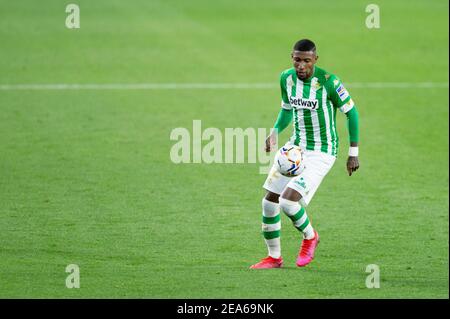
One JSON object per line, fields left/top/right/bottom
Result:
{"left": 265, "top": 132, "right": 277, "bottom": 153}
{"left": 346, "top": 156, "right": 359, "bottom": 176}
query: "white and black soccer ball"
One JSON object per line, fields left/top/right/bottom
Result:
{"left": 274, "top": 145, "right": 303, "bottom": 176}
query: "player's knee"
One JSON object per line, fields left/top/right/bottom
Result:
{"left": 264, "top": 191, "right": 280, "bottom": 203}
{"left": 262, "top": 197, "right": 280, "bottom": 217}
{"left": 281, "top": 187, "right": 302, "bottom": 202}
{"left": 279, "top": 197, "right": 301, "bottom": 216}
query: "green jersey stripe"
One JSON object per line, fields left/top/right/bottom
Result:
{"left": 328, "top": 99, "right": 338, "bottom": 156}
{"left": 288, "top": 75, "right": 301, "bottom": 145}
{"left": 301, "top": 82, "right": 315, "bottom": 151}
{"left": 334, "top": 107, "right": 339, "bottom": 156}
{"left": 321, "top": 88, "right": 333, "bottom": 154}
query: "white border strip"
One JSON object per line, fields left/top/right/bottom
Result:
{"left": 347, "top": 82, "right": 449, "bottom": 89}
{"left": 0, "top": 83, "right": 276, "bottom": 90}
{"left": 0, "top": 82, "right": 448, "bottom": 91}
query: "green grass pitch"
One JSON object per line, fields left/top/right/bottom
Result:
{"left": 0, "top": 0, "right": 448, "bottom": 298}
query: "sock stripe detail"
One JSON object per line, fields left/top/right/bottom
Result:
{"left": 263, "top": 230, "right": 281, "bottom": 239}
{"left": 262, "top": 214, "right": 281, "bottom": 224}
{"left": 262, "top": 221, "right": 281, "bottom": 232}
{"left": 294, "top": 213, "right": 308, "bottom": 228}
{"left": 297, "top": 217, "right": 310, "bottom": 232}
{"left": 287, "top": 207, "right": 305, "bottom": 222}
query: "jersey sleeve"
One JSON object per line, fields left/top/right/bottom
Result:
{"left": 326, "top": 74, "right": 355, "bottom": 114}
{"left": 280, "top": 71, "right": 292, "bottom": 110}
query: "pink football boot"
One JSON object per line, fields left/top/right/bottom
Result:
{"left": 296, "top": 230, "right": 320, "bottom": 267}
{"left": 250, "top": 256, "right": 283, "bottom": 269}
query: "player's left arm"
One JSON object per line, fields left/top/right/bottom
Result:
{"left": 326, "top": 75, "right": 360, "bottom": 176}
{"left": 345, "top": 106, "right": 359, "bottom": 176}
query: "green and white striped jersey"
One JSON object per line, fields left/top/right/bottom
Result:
{"left": 280, "top": 66, "right": 355, "bottom": 157}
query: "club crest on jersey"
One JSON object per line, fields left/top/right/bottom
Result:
{"left": 289, "top": 97, "right": 319, "bottom": 110}
{"left": 313, "top": 81, "right": 321, "bottom": 90}
{"left": 336, "top": 84, "right": 349, "bottom": 101}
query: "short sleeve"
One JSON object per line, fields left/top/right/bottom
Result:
{"left": 326, "top": 74, "right": 353, "bottom": 112}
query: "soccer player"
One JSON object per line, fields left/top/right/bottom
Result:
{"left": 250, "top": 39, "right": 360, "bottom": 269}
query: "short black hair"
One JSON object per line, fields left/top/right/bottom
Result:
{"left": 293, "top": 39, "right": 316, "bottom": 52}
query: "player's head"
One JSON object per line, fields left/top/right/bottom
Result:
{"left": 291, "top": 39, "right": 318, "bottom": 80}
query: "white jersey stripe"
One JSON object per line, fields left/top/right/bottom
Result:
{"left": 328, "top": 100, "right": 338, "bottom": 156}
{"left": 296, "top": 80, "right": 307, "bottom": 149}
{"left": 322, "top": 87, "right": 332, "bottom": 155}
{"left": 286, "top": 75, "right": 300, "bottom": 144}
{"left": 309, "top": 78, "right": 322, "bottom": 152}
{"left": 286, "top": 75, "right": 293, "bottom": 99}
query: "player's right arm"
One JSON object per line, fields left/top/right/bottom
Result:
{"left": 325, "top": 74, "right": 360, "bottom": 176}
{"left": 265, "top": 71, "right": 293, "bottom": 152}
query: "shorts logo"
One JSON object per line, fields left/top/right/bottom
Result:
{"left": 295, "top": 177, "right": 307, "bottom": 189}
{"left": 289, "top": 97, "right": 319, "bottom": 110}
{"left": 336, "top": 84, "right": 349, "bottom": 101}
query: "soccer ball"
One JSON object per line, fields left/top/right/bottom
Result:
{"left": 274, "top": 145, "right": 303, "bottom": 176}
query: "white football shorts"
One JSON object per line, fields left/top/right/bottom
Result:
{"left": 263, "top": 145, "right": 336, "bottom": 207}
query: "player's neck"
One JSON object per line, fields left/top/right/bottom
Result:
{"left": 297, "top": 66, "right": 316, "bottom": 82}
